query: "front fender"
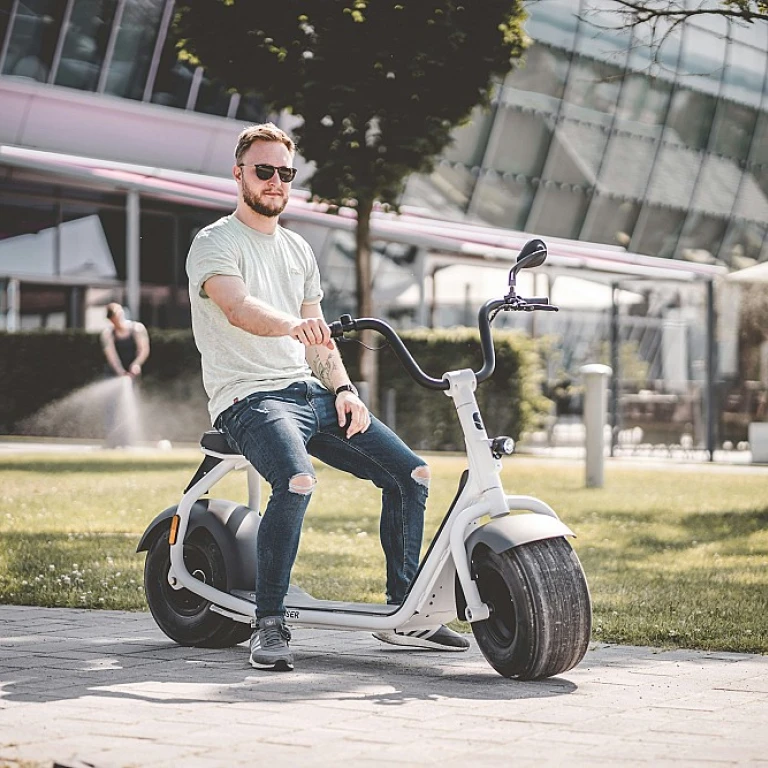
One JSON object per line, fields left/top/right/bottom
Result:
{"left": 465, "top": 513, "right": 574, "bottom": 558}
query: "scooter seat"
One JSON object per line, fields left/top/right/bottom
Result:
{"left": 200, "top": 430, "right": 239, "bottom": 455}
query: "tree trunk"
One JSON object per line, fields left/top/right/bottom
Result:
{"left": 355, "top": 194, "right": 378, "bottom": 413}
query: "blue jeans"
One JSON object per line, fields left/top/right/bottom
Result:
{"left": 215, "top": 380, "right": 428, "bottom": 618}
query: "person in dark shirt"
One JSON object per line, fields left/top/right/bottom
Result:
{"left": 100, "top": 303, "right": 150, "bottom": 447}
{"left": 101, "top": 303, "right": 150, "bottom": 378}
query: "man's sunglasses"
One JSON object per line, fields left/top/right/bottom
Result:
{"left": 238, "top": 163, "right": 297, "bottom": 183}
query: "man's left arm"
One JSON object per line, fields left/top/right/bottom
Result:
{"left": 129, "top": 323, "right": 150, "bottom": 377}
{"left": 302, "top": 302, "right": 370, "bottom": 438}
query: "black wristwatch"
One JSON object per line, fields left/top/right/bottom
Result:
{"left": 335, "top": 383, "right": 359, "bottom": 397}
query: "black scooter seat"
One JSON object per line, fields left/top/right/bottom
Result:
{"left": 200, "top": 430, "right": 239, "bottom": 455}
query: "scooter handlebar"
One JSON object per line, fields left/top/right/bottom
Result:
{"left": 329, "top": 297, "right": 524, "bottom": 389}
{"left": 329, "top": 315, "right": 450, "bottom": 390}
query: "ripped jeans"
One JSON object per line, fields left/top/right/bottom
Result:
{"left": 215, "top": 380, "right": 429, "bottom": 618}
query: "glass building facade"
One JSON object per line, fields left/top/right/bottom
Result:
{"left": 0, "top": 0, "right": 266, "bottom": 121}
{"left": 403, "top": 0, "right": 768, "bottom": 271}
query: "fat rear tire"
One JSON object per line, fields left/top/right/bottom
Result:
{"left": 144, "top": 528, "right": 251, "bottom": 648}
{"left": 466, "top": 537, "right": 592, "bottom": 680}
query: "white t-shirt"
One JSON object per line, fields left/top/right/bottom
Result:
{"left": 186, "top": 214, "right": 324, "bottom": 423}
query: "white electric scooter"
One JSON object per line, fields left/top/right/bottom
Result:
{"left": 138, "top": 238, "right": 592, "bottom": 680}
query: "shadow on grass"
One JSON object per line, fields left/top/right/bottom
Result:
{"left": 682, "top": 506, "right": 768, "bottom": 539}
{"left": 577, "top": 504, "right": 768, "bottom": 565}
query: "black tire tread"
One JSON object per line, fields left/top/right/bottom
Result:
{"left": 471, "top": 537, "right": 591, "bottom": 680}
{"left": 518, "top": 537, "right": 592, "bottom": 678}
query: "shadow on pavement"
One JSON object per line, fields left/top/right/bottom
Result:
{"left": 0, "top": 622, "right": 579, "bottom": 707}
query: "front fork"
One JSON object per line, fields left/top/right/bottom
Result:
{"left": 442, "top": 370, "right": 565, "bottom": 623}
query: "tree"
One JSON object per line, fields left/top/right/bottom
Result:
{"left": 174, "top": 0, "right": 526, "bottom": 409}
{"left": 598, "top": 0, "right": 767, "bottom": 39}
{"left": 579, "top": 0, "right": 767, "bottom": 72}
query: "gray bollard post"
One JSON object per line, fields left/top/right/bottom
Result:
{"left": 355, "top": 381, "right": 370, "bottom": 408}
{"left": 580, "top": 364, "right": 613, "bottom": 488}
{"left": 383, "top": 387, "right": 397, "bottom": 431}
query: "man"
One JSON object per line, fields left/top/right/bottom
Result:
{"left": 186, "top": 122, "right": 468, "bottom": 671}
{"left": 100, "top": 303, "right": 150, "bottom": 448}
{"left": 101, "top": 303, "right": 150, "bottom": 379}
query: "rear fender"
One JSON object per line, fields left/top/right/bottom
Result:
{"left": 137, "top": 499, "right": 259, "bottom": 591}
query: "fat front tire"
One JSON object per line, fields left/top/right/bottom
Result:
{"left": 468, "top": 537, "right": 592, "bottom": 680}
{"left": 144, "top": 529, "right": 251, "bottom": 648}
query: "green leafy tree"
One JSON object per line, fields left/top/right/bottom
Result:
{"left": 174, "top": 0, "right": 526, "bottom": 408}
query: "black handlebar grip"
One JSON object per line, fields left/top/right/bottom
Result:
{"left": 329, "top": 313, "right": 355, "bottom": 338}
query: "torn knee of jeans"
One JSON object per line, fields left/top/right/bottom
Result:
{"left": 411, "top": 464, "right": 430, "bottom": 488}
{"left": 288, "top": 473, "right": 316, "bottom": 496}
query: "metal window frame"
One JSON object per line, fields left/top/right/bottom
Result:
{"left": 628, "top": 25, "right": 688, "bottom": 253}
{"left": 0, "top": 0, "right": 21, "bottom": 74}
{"left": 717, "top": 42, "right": 768, "bottom": 264}
{"left": 47, "top": 0, "right": 75, "bottom": 85}
{"left": 142, "top": 0, "right": 176, "bottom": 103}
{"left": 96, "top": 0, "right": 128, "bottom": 93}
{"left": 523, "top": 0, "right": 588, "bottom": 234}
{"left": 185, "top": 65, "right": 203, "bottom": 111}
{"left": 577, "top": 25, "right": 636, "bottom": 242}
{"left": 672, "top": 22, "right": 733, "bottom": 261}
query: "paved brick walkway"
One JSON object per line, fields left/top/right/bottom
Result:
{"left": 0, "top": 606, "right": 767, "bottom": 767}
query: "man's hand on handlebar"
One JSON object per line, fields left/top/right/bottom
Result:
{"left": 336, "top": 390, "right": 371, "bottom": 439}
{"left": 289, "top": 317, "right": 334, "bottom": 349}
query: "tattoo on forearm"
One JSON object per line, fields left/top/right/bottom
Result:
{"left": 311, "top": 351, "right": 338, "bottom": 390}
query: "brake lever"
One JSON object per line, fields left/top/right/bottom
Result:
{"left": 525, "top": 304, "right": 559, "bottom": 312}
{"left": 501, "top": 297, "right": 559, "bottom": 312}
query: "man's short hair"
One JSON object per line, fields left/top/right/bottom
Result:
{"left": 106, "top": 302, "right": 122, "bottom": 320}
{"left": 235, "top": 122, "right": 296, "bottom": 164}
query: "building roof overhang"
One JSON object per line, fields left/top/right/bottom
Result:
{"left": 0, "top": 143, "right": 727, "bottom": 285}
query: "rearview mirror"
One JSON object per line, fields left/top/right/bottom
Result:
{"left": 517, "top": 238, "right": 547, "bottom": 269}
{"left": 507, "top": 238, "right": 548, "bottom": 295}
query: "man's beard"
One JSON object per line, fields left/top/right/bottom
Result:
{"left": 242, "top": 182, "right": 287, "bottom": 218}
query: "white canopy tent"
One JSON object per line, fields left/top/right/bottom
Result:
{"left": 390, "top": 265, "right": 645, "bottom": 311}
{"left": 726, "top": 262, "right": 768, "bottom": 283}
{"left": 0, "top": 215, "right": 117, "bottom": 280}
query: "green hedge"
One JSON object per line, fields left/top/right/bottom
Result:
{"left": 0, "top": 328, "right": 548, "bottom": 449}
{"left": 0, "top": 331, "right": 107, "bottom": 435}
{"left": 0, "top": 330, "right": 211, "bottom": 442}
{"left": 337, "top": 327, "right": 548, "bottom": 450}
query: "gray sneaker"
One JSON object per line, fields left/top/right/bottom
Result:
{"left": 250, "top": 615, "right": 294, "bottom": 671}
{"left": 373, "top": 624, "right": 470, "bottom": 651}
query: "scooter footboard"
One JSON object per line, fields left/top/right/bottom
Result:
{"left": 465, "top": 513, "right": 574, "bottom": 557}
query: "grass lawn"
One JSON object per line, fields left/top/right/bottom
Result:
{"left": 1, "top": 449, "right": 767, "bottom": 653}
